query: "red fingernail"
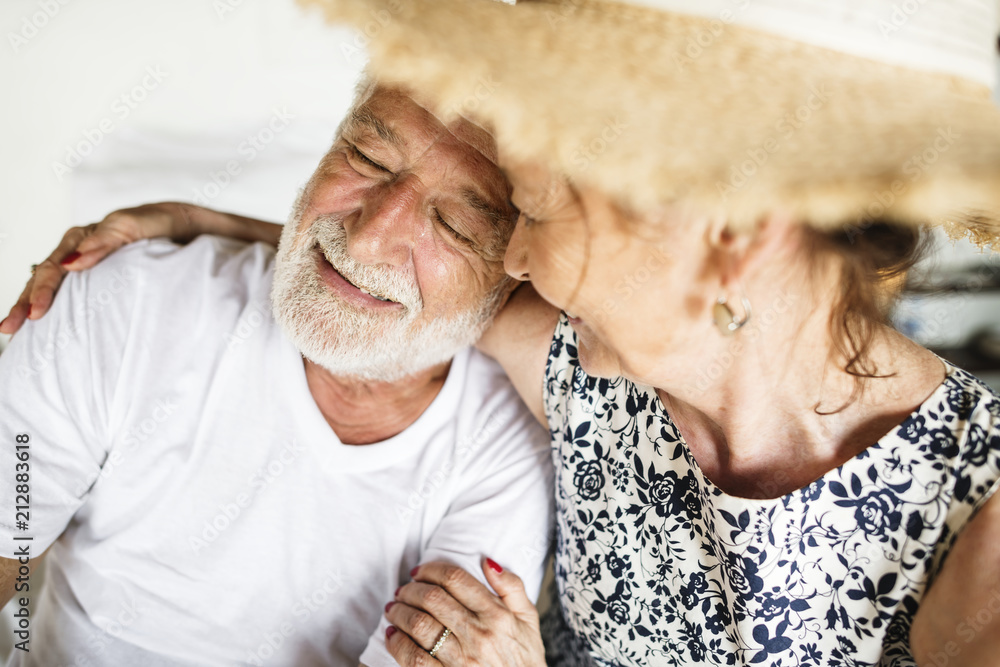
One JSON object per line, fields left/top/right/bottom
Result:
{"left": 386, "top": 626, "right": 397, "bottom": 639}
{"left": 61, "top": 251, "right": 81, "bottom": 266}
{"left": 487, "top": 558, "right": 503, "bottom": 573}
{"left": 385, "top": 601, "right": 395, "bottom": 614}
{"left": 394, "top": 587, "right": 401, "bottom": 597}
{"left": 410, "top": 566, "right": 419, "bottom": 578}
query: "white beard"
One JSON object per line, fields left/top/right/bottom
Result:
{"left": 270, "top": 193, "right": 499, "bottom": 382}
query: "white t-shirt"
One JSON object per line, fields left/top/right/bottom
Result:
{"left": 0, "top": 237, "right": 554, "bottom": 667}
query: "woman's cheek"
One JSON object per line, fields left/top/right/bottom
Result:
{"left": 530, "top": 228, "right": 588, "bottom": 304}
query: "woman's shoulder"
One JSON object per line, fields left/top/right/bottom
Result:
{"left": 543, "top": 314, "right": 667, "bottom": 446}
{"left": 905, "top": 361, "right": 1000, "bottom": 444}
{"left": 544, "top": 314, "right": 625, "bottom": 407}
{"left": 887, "top": 361, "right": 1000, "bottom": 510}
{"left": 939, "top": 362, "right": 1000, "bottom": 421}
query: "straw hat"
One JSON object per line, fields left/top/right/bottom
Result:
{"left": 304, "top": 0, "right": 1000, "bottom": 248}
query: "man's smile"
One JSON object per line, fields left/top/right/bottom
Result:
{"left": 314, "top": 245, "right": 403, "bottom": 310}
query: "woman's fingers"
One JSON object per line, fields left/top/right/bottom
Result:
{"left": 393, "top": 580, "right": 473, "bottom": 639}
{"left": 386, "top": 600, "right": 451, "bottom": 654}
{"left": 25, "top": 224, "right": 98, "bottom": 320}
{"left": 25, "top": 259, "right": 65, "bottom": 319}
{"left": 386, "top": 562, "right": 546, "bottom": 667}
{"left": 385, "top": 625, "right": 445, "bottom": 667}
{"left": 481, "top": 558, "right": 538, "bottom": 620}
{"left": 2, "top": 204, "right": 190, "bottom": 336}
{"left": 409, "top": 562, "right": 502, "bottom": 616}
{"left": 0, "top": 224, "right": 89, "bottom": 333}
{"left": 60, "top": 248, "right": 115, "bottom": 271}
{"left": 0, "top": 279, "right": 34, "bottom": 335}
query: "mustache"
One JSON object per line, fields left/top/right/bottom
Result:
{"left": 309, "top": 214, "right": 423, "bottom": 312}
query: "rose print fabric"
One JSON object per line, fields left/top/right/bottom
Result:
{"left": 541, "top": 315, "right": 1000, "bottom": 667}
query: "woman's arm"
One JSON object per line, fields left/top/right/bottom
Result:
{"left": 910, "top": 493, "right": 1000, "bottom": 666}
{"left": 477, "top": 282, "right": 559, "bottom": 426}
{"left": 0, "top": 203, "right": 282, "bottom": 334}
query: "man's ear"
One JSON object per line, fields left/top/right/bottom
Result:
{"left": 708, "top": 213, "right": 799, "bottom": 287}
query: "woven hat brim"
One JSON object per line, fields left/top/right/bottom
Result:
{"left": 305, "top": 0, "right": 1000, "bottom": 248}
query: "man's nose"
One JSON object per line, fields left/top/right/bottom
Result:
{"left": 347, "top": 176, "right": 425, "bottom": 267}
{"left": 504, "top": 214, "right": 531, "bottom": 281}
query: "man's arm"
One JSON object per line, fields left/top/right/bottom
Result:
{"left": 1, "top": 203, "right": 281, "bottom": 334}
{"left": 0, "top": 552, "right": 46, "bottom": 611}
{"left": 0, "top": 245, "right": 140, "bottom": 577}
{"left": 477, "top": 283, "right": 559, "bottom": 425}
{"left": 357, "top": 386, "right": 555, "bottom": 667}
{"left": 910, "top": 493, "right": 1000, "bottom": 666}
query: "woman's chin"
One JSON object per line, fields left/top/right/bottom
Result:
{"left": 576, "top": 337, "right": 619, "bottom": 379}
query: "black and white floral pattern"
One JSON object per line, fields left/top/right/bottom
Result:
{"left": 541, "top": 315, "right": 1000, "bottom": 667}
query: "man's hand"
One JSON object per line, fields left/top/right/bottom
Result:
{"left": 385, "top": 559, "right": 546, "bottom": 667}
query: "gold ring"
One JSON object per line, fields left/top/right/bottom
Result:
{"left": 428, "top": 627, "right": 451, "bottom": 658}
{"left": 30, "top": 264, "right": 38, "bottom": 275}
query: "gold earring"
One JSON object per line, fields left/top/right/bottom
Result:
{"left": 713, "top": 293, "right": 752, "bottom": 335}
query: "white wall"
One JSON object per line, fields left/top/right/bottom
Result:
{"left": 0, "top": 0, "right": 365, "bottom": 350}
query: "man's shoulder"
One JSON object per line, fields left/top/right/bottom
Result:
{"left": 460, "top": 348, "right": 525, "bottom": 407}
{"left": 90, "top": 235, "right": 275, "bottom": 292}
{"left": 70, "top": 235, "right": 274, "bottom": 321}
{"left": 29, "top": 235, "right": 278, "bottom": 366}
{"left": 451, "top": 348, "right": 549, "bottom": 455}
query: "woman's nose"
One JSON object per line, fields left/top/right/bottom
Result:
{"left": 504, "top": 214, "right": 530, "bottom": 281}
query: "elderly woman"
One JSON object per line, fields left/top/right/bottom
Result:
{"left": 325, "top": 0, "right": 999, "bottom": 664}
{"left": 7, "top": 0, "right": 1000, "bottom": 665}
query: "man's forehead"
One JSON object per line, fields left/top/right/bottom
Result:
{"left": 357, "top": 86, "right": 500, "bottom": 165}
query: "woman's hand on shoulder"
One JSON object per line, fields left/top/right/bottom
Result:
{"left": 1, "top": 203, "right": 281, "bottom": 335}
{"left": 0, "top": 202, "right": 191, "bottom": 334}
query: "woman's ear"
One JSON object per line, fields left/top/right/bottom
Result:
{"left": 712, "top": 213, "right": 799, "bottom": 287}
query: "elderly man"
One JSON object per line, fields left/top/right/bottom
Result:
{"left": 0, "top": 84, "right": 553, "bottom": 666}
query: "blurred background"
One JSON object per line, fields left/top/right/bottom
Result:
{"left": 0, "top": 0, "right": 999, "bottom": 657}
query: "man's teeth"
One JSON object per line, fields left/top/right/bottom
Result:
{"left": 320, "top": 247, "right": 394, "bottom": 303}
{"left": 354, "top": 282, "right": 393, "bottom": 302}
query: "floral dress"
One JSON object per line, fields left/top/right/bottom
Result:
{"left": 540, "top": 315, "right": 1000, "bottom": 667}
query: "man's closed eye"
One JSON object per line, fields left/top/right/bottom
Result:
{"left": 433, "top": 209, "right": 474, "bottom": 247}
{"left": 347, "top": 144, "right": 392, "bottom": 175}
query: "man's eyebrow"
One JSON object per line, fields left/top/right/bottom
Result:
{"left": 349, "top": 109, "right": 403, "bottom": 146}
{"left": 461, "top": 187, "right": 515, "bottom": 258}
{"left": 462, "top": 187, "right": 512, "bottom": 229}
